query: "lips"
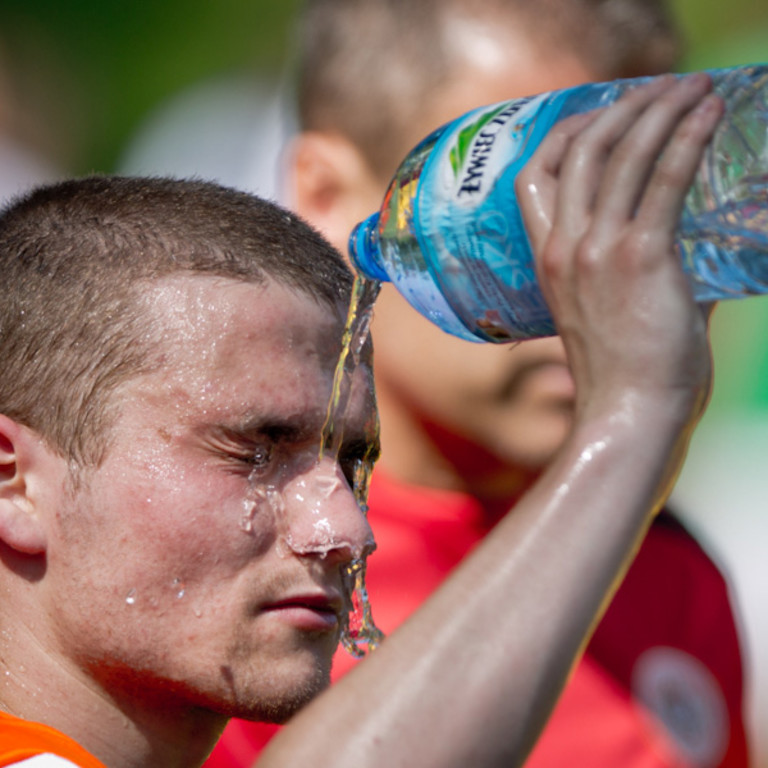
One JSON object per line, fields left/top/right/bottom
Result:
{"left": 262, "top": 592, "right": 344, "bottom": 632}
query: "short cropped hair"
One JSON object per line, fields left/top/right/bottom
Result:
{"left": 296, "top": 0, "right": 683, "bottom": 177}
{"left": 0, "top": 175, "right": 352, "bottom": 465}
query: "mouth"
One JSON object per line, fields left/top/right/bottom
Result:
{"left": 262, "top": 592, "right": 343, "bottom": 632}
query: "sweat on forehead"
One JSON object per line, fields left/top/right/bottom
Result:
{"left": 0, "top": 175, "right": 354, "bottom": 466}
{"left": 138, "top": 274, "right": 348, "bottom": 375}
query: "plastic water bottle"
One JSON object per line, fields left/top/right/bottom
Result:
{"left": 349, "top": 64, "right": 768, "bottom": 342}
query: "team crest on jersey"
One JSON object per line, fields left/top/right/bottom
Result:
{"left": 632, "top": 646, "right": 730, "bottom": 767}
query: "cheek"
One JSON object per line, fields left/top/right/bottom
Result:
{"left": 91, "top": 462, "right": 274, "bottom": 591}
{"left": 51, "top": 456, "right": 281, "bottom": 647}
{"left": 88, "top": 493, "right": 272, "bottom": 623}
{"left": 134, "top": 483, "right": 274, "bottom": 573}
{"left": 372, "top": 294, "right": 505, "bottom": 407}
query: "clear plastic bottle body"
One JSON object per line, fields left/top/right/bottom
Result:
{"left": 349, "top": 65, "right": 768, "bottom": 342}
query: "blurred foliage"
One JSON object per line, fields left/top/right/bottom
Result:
{"left": 0, "top": 0, "right": 300, "bottom": 172}
{"left": 1, "top": 0, "right": 766, "bottom": 174}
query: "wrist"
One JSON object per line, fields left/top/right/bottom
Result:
{"left": 561, "top": 388, "right": 702, "bottom": 512}
{"left": 577, "top": 381, "right": 708, "bottom": 439}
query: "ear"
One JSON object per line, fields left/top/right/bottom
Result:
{"left": 0, "top": 414, "right": 48, "bottom": 555}
{"left": 285, "top": 131, "right": 384, "bottom": 258}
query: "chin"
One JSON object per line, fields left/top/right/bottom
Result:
{"left": 236, "top": 690, "right": 318, "bottom": 725}
{"left": 219, "top": 660, "right": 332, "bottom": 724}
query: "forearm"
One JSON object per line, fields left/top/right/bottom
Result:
{"left": 259, "top": 399, "right": 697, "bottom": 768}
{"left": 258, "top": 75, "right": 720, "bottom": 768}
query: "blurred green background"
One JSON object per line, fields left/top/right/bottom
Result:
{"left": 0, "top": 0, "right": 301, "bottom": 173}
{"left": 0, "top": 0, "right": 764, "bottom": 176}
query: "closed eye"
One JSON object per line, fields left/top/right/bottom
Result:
{"left": 243, "top": 442, "right": 273, "bottom": 468}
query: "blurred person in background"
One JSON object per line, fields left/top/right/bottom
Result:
{"left": 206, "top": 2, "right": 750, "bottom": 767}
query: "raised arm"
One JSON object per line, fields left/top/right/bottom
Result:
{"left": 259, "top": 73, "right": 723, "bottom": 768}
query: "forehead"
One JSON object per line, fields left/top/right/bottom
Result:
{"left": 126, "top": 274, "right": 372, "bottom": 429}
{"left": 434, "top": 19, "right": 594, "bottom": 119}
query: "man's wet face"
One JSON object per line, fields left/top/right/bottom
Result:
{"left": 46, "top": 275, "right": 377, "bottom": 723}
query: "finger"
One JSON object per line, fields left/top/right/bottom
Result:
{"left": 527, "top": 111, "right": 602, "bottom": 178}
{"left": 517, "top": 111, "right": 599, "bottom": 255}
{"left": 590, "top": 73, "right": 718, "bottom": 233}
{"left": 634, "top": 92, "right": 724, "bottom": 235}
{"left": 553, "top": 75, "right": 679, "bottom": 235}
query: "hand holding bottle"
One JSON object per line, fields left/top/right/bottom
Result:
{"left": 269, "top": 79, "right": 727, "bottom": 768}
{"left": 350, "top": 64, "right": 767, "bottom": 342}
{"left": 516, "top": 73, "right": 724, "bottom": 428}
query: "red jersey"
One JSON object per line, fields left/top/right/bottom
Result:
{"left": 205, "top": 469, "right": 748, "bottom": 768}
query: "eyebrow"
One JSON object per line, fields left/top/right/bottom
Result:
{"left": 221, "top": 414, "right": 321, "bottom": 443}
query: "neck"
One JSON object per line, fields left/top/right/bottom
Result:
{"left": 0, "top": 601, "right": 224, "bottom": 768}
{"left": 376, "top": 395, "right": 541, "bottom": 513}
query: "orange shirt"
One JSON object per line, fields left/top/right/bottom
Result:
{"left": 0, "top": 712, "right": 107, "bottom": 768}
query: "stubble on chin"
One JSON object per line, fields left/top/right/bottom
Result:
{"left": 216, "top": 647, "right": 335, "bottom": 724}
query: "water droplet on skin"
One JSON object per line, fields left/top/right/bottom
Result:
{"left": 316, "top": 474, "right": 341, "bottom": 499}
{"left": 239, "top": 516, "right": 253, "bottom": 533}
{"left": 240, "top": 486, "right": 271, "bottom": 535}
{"left": 172, "top": 578, "right": 186, "bottom": 599}
{"left": 266, "top": 487, "right": 284, "bottom": 515}
{"left": 275, "top": 535, "right": 292, "bottom": 559}
{"left": 125, "top": 589, "right": 137, "bottom": 605}
{"left": 240, "top": 498, "right": 258, "bottom": 533}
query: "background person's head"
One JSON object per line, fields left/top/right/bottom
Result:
{"left": 289, "top": 0, "right": 683, "bottom": 499}
{"left": 0, "top": 177, "right": 376, "bottom": 731}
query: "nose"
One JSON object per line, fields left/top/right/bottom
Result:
{"left": 278, "top": 455, "right": 375, "bottom": 564}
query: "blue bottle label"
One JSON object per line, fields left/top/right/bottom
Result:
{"left": 413, "top": 93, "right": 567, "bottom": 341}
{"left": 393, "top": 65, "right": 768, "bottom": 342}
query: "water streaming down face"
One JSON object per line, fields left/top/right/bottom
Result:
{"left": 94, "top": 273, "right": 379, "bottom": 717}
{"left": 238, "top": 275, "right": 383, "bottom": 657}
{"left": 320, "top": 275, "right": 383, "bottom": 656}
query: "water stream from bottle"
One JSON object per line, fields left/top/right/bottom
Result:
{"left": 320, "top": 274, "right": 384, "bottom": 656}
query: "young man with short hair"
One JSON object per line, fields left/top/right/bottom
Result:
{"left": 0, "top": 74, "right": 725, "bottom": 767}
